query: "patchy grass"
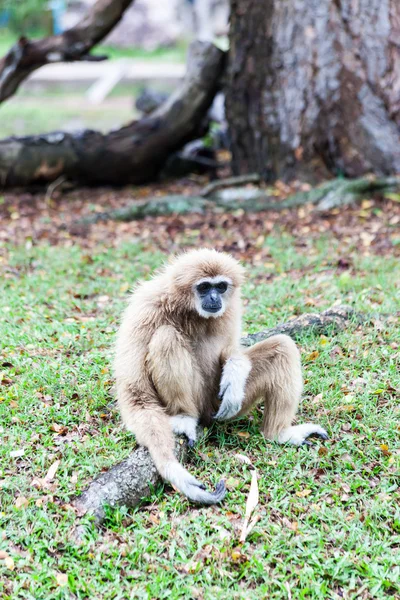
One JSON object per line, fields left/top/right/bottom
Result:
{"left": 0, "top": 233, "right": 399, "bottom": 599}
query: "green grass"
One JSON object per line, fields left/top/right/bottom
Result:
{"left": 0, "top": 97, "right": 135, "bottom": 137}
{"left": 0, "top": 235, "right": 399, "bottom": 599}
{"left": 0, "top": 28, "right": 186, "bottom": 62}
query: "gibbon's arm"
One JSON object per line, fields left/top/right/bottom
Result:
{"left": 214, "top": 346, "right": 251, "bottom": 421}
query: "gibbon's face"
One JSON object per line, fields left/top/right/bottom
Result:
{"left": 193, "top": 276, "right": 232, "bottom": 319}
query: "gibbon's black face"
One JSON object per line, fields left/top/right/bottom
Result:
{"left": 194, "top": 277, "right": 230, "bottom": 318}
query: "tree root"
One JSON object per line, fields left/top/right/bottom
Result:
{"left": 77, "top": 175, "right": 400, "bottom": 224}
{"left": 72, "top": 305, "right": 362, "bottom": 528}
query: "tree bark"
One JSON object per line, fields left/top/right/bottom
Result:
{"left": 0, "top": 42, "right": 225, "bottom": 188}
{"left": 0, "top": 0, "right": 135, "bottom": 104}
{"left": 73, "top": 305, "right": 360, "bottom": 524}
{"left": 226, "top": 0, "right": 400, "bottom": 181}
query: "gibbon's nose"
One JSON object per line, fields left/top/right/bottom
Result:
{"left": 209, "top": 289, "right": 219, "bottom": 302}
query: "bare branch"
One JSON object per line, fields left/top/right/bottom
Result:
{"left": 0, "top": 0, "right": 135, "bottom": 103}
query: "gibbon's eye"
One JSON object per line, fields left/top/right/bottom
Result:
{"left": 197, "top": 282, "right": 212, "bottom": 294}
{"left": 215, "top": 282, "right": 228, "bottom": 294}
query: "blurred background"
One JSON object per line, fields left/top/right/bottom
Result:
{"left": 0, "top": 0, "right": 228, "bottom": 136}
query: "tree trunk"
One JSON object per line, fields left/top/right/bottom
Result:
{"left": 0, "top": 42, "right": 225, "bottom": 187}
{"left": 0, "top": 0, "right": 135, "bottom": 104}
{"left": 226, "top": 0, "right": 400, "bottom": 181}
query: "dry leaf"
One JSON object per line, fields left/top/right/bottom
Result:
{"left": 234, "top": 454, "right": 252, "bottom": 465}
{"left": 50, "top": 423, "right": 67, "bottom": 434}
{"left": 307, "top": 351, "right": 319, "bottom": 361}
{"left": 380, "top": 444, "right": 391, "bottom": 456}
{"left": 5, "top": 556, "right": 14, "bottom": 570}
{"left": 44, "top": 460, "right": 60, "bottom": 484}
{"left": 0, "top": 550, "right": 10, "bottom": 559}
{"left": 240, "top": 468, "right": 259, "bottom": 542}
{"left": 237, "top": 431, "right": 250, "bottom": 439}
{"left": 56, "top": 573, "right": 68, "bottom": 586}
{"left": 15, "top": 496, "right": 29, "bottom": 509}
{"left": 296, "top": 489, "right": 312, "bottom": 498}
{"left": 10, "top": 449, "right": 24, "bottom": 458}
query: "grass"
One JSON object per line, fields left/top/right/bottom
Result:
{"left": 0, "top": 28, "right": 186, "bottom": 62}
{"left": 0, "top": 234, "right": 399, "bottom": 599}
{"left": 0, "top": 96, "right": 135, "bottom": 137}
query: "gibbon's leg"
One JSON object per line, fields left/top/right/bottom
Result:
{"left": 216, "top": 335, "right": 328, "bottom": 446}
{"left": 241, "top": 335, "right": 328, "bottom": 445}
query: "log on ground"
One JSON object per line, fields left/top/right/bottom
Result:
{"left": 0, "top": 42, "right": 225, "bottom": 188}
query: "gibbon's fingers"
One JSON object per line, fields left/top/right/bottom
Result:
{"left": 278, "top": 423, "right": 329, "bottom": 446}
{"left": 165, "top": 462, "right": 226, "bottom": 504}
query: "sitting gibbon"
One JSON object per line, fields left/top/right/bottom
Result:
{"left": 115, "top": 249, "right": 328, "bottom": 504}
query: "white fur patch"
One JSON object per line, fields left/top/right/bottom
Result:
{"left": 193, "top": 276, "right": 232, "bottom": 319}
{"left": 278, "top": 423, "right": 328, "bottom": 446}
{"left": 215, "top": 355, "right": 251, "bottom": 420}
{"left": 170, "top": 415, "right": 198, "bottom": 441}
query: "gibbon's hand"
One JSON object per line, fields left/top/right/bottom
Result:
{"left": 215, "top": 381, "right": 242, "bottom": 420}
{"left": 214, "top": 356, "right": 251, "bottom": 421}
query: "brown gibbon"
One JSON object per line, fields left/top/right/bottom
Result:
{"left": 115, "top": 249, "right": 328, "bottom": 504}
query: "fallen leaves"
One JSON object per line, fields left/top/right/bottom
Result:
{"left": 234, "top": 454, "right": 260, "bottom": 543}
{"left": 14, "top": 496, "right": 29, "bottom": 509}
{"left": 9, "top": 448, "right": 25, "bottom": 458}
{"left": 379, "top": 444, "right": 391, "bottom": 457}
{"left": 50, "top": 423, "right": 67, "bottom": 435}
{"left": 56, "top": 572, "right": 68, "bottom": 586}
{"left": 31, "top": 459, "right": 60, "bottom": 489}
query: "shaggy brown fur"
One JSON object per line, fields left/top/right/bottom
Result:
{"left": 115, "top": 249, "right": 327, "bottom": 504}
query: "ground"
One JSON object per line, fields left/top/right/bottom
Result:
{"left": 0, "top": 180, "right": 399, "bottom": 599}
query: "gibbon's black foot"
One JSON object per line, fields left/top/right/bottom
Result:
{"left": 300, "top": 430, "right": 329, "bottom": 447}
{"left": 186, "top": 479, "right": 227, "bottom": 505}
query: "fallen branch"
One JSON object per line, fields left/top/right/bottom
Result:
{"left": 73, "top": 305, "right": 361, "bottom": 525}
{"left": 77, "top": 175, "right": 400, "bottom": 224}
{"left": 0, "top": 0, "right": 134, "bottom": 104}
{"left": 241, "top": 305, "right": 363, "bottom": 347}
{"left": 200, "top": 173, "right": 261, "bottom": 197}
{"left": 0, "top": 42, "right": 225, "bottom": 188}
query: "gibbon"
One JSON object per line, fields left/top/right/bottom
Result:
{"left": 115, "top": 249, "right": 328, "bottom": 504}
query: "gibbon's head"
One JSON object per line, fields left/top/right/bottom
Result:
{"left": 168, "top": 249, "right": 245, "bottom": 319}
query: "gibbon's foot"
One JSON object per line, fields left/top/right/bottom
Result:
{"left": 170, "top": 415, "right": 198, "bottom": 444}
{"left": 165, "top": 463, "right": 227, "bottom": 504}
{"left": 278, "top": 423, "right": 328, "bottom": 446}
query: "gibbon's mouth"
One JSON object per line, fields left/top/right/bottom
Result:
{"left": 203, "top": 305, "right": 222, "bottom": 313}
